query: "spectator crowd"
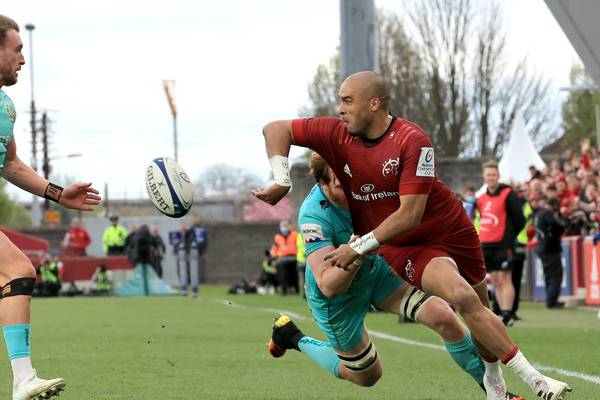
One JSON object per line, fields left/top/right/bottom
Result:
{"left": 459, "top": 138, "right": 600, "bottom": 316}
{"left": 463, "top": 138, "right": 600, "bottom": 240}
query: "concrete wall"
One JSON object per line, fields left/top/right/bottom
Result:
{"left": 437, "top": 157, "right": 486, "bottom": 194}
{"left": 289, "top": 163, "right": 312, "bottom": 226}
{"left": 21, "top": 159, "right": 490, "bottom": 287}
{"left": 25, "top": 218, "right": 279, "bottom": 286}
{"left": 202, "top": 222, "right": 279, "bottom": 284}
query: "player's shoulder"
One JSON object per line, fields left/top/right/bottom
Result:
{"left": 298, "top": 185, "right": 335, "bottom": 247}
{"left": 299, "top": 185, "right": 331, "bottom": 223}
{"left": 293, "top": 117, "right": 348, "bottom": 142}
{"left": 294, "top": 116, "right": 344, "bottom": 130}
{"left": 303, "top": 116, "right": 343, "bottom": 125}
{"left": 392, "top": 117, "right": 431, "bottom": 142}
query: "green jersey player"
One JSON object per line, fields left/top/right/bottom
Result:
{"left": 0, "top": 15, "right": 101, "bottom": 400}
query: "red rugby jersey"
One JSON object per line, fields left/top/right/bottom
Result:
{"left": 291, "top": 116, "right": 467, "bottom": 246}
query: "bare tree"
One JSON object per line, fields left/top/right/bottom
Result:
{"left": 407, "top": 0, "right": 472, "bottom": 156}
{"left": 302, "top": 2, "right": 559, "bottom": 157}
{"left": 471, "top": 1, "right": 505, "bottom": 156}
{"left": 196, "top": 164, "right": 265, "bottom": 198}
{"left": 299, "top": 55, "right": 341, "bottom": 117}
{"left": 561, "top": 64, "right": 600, "bottom": 149}
{"left": 470, "top": 2, "right": 557, "bottom": 156}
{"left": 378, "top": 11, "right": 427, "bottom": 122}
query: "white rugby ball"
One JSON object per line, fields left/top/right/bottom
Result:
{"left": 145, "top": 157, "right": 193, "bottom": 218}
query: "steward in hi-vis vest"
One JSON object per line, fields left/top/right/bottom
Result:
{"left": 271, "top": 220, "right": 299, "bottom": 295}
{"left": 476, "top": 161, "right": 525, "bottom": 327}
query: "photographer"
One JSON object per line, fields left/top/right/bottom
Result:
{"left": 534, "top": 197, "right": 567, "bottom": 309}
{"left": 88, "top": 264, "right": 113, "bottom": 296}
{"left": 128, "top": 224, "right": 154, "bottom": 266}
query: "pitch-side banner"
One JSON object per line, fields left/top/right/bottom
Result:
{"left": 584, "top": 240, "right": 600, "bottom": 305}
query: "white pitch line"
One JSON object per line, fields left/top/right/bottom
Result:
{"left": 533, "top": 364, "right": 600, "bottom": 385}
{"left": 368, "top": 330, "right": 445, "bottom": 351}
{"left": 210, "top": 299, "right": 309, "bottom": 320}
{"left": 213, "top": 298, "right": 600, "bottom": 385}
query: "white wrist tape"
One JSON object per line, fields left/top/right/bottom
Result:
{"left": 349, "top": 231, "right": 380, "bottom": 255}
{"left": 269, "top": 155, "right": 292, "bottom": 187}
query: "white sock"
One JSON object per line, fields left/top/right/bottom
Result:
{"left": 505, "top": 351, "right": 541, "bottom": 388}
{"left": 11, "top": 356, "right": 35, "bottom": 384}
{"left": 483, "top": 360, "right": 503, "bottom": 380}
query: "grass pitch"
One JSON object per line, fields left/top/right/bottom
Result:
{"left": 0, "top": 286, "right": 599, "bottom": 399}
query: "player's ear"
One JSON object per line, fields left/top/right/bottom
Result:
{"left": 330, "top": 172, "right": 341, "bottom": 187}
{"left": 369, "top": 97, "right": 381, "bottom": 112}
{"left": 327, "top": 167, "right": 339, "bottom": 184}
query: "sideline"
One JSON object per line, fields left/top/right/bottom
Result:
{"left": 212, "top": 298, "right": 600, "bottom": 385}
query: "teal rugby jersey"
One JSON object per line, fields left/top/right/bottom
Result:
{"left": 298, "top": 184, "right": 381, "bottom": 296}
{"left": 0, "top": 90, "right": 16, "bottom": 176}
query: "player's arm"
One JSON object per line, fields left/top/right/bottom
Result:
{"left": 323, "top": 194, "right": 428, "bottom": 269}
{"left": 251, "top": 120, "right": 295, "bottom": 205}
{"left": 370, "top": 193, "right": 428, "bottom": 243}
{"left": 2, "top": 137, "right": 101, "bottom": 210}
{"left": 325, "top": 135, "right": 434, "bottom": 268}
{"left": 308, "top": 244, "right": 362, "bottom": 299}
{"left": 2, "top": 137, "right": 51, "bottom": 197}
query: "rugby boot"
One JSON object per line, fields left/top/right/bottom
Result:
{"left": 483, "top": 368, "right": 509, "bottom": 400}
{"left": 528, "top": 374, "right": 571, "bottom": 400}
{"left": 267, "top": 314, "right": 305, "bottom": 357}
{"left": 13, "top": 370, "right": 65, "bottom": 400}
{"left": 480, "top": 383, "right": 526, "bottom": 400}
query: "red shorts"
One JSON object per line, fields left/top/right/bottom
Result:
{"left": 378, "top": 222, "right": 486, "bottom": 290}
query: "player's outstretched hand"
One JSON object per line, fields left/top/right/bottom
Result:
{"left": 250, "top": 184, "right": 290, "bottom": 205}
{"left": 324, "top": 244, "right": 360, "bottom": 270}
{"left": 59, "top": 182, "right": 101, "bottom": 211}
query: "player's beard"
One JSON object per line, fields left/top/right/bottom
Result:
{"left": 0, "top": 70, "right": 18, "bottom": 86}
{"left": 347, "top": 119, "right": 371, "bottom": 138}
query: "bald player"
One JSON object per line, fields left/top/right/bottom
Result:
{"left": 253, "top": 70, "right": 571, "bottom": 400}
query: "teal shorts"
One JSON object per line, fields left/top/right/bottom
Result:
{"left": 305, "top": 256, "right": 404, "bottom": 352}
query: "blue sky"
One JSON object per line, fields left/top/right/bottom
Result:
{"left": 2, "top": 0, "right": 581, "bottom": 201}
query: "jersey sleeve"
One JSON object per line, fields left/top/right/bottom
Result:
{"left": 291, "top": 117, "right": 343, "bottom": 164}
{"left": 298, "top": 209, "right": 335, "bottom": 256}
{"left": 398, "top": 133, "right": 435, "bottom": 195}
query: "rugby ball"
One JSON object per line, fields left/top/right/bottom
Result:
{"left": 145, "top": 157, "right": 193, "bottom": 217}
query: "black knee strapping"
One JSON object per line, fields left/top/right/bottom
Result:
{"left": 1, "top": 277, "right": 36, "bottom": 298}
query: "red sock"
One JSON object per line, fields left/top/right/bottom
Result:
{"left": 501, "top": 345, "right": 519, "bottom": 365}
{"left": 479, "top": 353, "right": 499, "bottom": 363}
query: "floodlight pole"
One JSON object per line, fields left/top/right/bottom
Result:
{"left": 162, "top": 80, "right": 178, "bottom": 161}
{"left": 25, "top": 23, "right": 42, "bottom": 227}
{"left": 173, "top": 113, "right": 178, "bottom": 162}
{"left": 340, "top": 0, "right": 377, "bottom": 79}
{"left": 25, "top": 24, "right": 37, "bottom": 171}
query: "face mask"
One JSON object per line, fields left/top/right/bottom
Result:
{"left": 280, "top": 227, "right": 290, "bottom": 236}
{"left": 466, "top": 196, "right": 476, "bottom": 203}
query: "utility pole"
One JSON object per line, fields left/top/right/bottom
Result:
{"left": 104, "top": 182, "right": 110, "bottom": 218}
{"left": 41, "top": 111, "right": 50, "bottom": 210}
{"left": 25, "top": 23, "right": 42, "bottom": 227}
{"left": 162, "top": 80, "right": 178, "bottom": 161}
